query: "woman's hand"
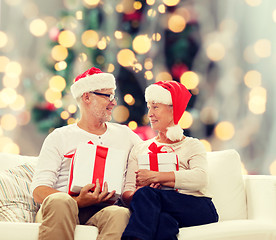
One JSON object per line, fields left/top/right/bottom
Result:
{"left": 136, "top": 169, "right": 176, "bottom": 188}
{"left": 150, "top": 183, "right": 161, "bottom": 189}
{"left": 136, "top": 169, "right": 158, "bottom": 187}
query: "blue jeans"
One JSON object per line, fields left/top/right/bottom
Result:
{"left": 122, "top": 186, "right": 218, "bottom": 240}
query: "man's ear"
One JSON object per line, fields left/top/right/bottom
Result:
{"left": 82, "top": 92, "right": 90, "bottom": 103}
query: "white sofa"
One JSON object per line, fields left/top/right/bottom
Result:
{"left": 0, "top": 149, "right": 275, "bottom": 240}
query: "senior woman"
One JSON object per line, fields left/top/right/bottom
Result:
{"left": 121, "top": 81, "right": 218, "bottom": 240}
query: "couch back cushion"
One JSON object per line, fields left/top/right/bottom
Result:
{"left": 206, "top": 149, "right": 247, "bottom": 221}
{"left": 0, "top": 153, "right": 38, "bottom": 171}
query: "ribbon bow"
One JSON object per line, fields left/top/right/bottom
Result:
{"left": 148, "top": 142, "right": 167, "bottom": 154}
{"left": 147, "top": 142, "right": 168, "bottom": 171}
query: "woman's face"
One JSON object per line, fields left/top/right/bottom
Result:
{"left": 147, "top": 101, "right": 174, "bottom": 132}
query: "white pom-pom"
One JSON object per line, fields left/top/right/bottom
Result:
{"left": 166, "top": 125, "right": 183, "bottom": 141}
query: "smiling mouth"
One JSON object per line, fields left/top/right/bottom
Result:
{"left": 150, "top": 120, "right": 158, "bottom": 124}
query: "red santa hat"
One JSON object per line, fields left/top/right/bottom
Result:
{"left": 145, "top": 81, "right": 192, "bottom": 141}
{"left": 70, "top": 67, "right": 116, "bottom": 99}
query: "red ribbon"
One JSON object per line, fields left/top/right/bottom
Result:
{"left": 91, "top": 145, "right": 108, "bottom": 191}
{"left": 148, "top": 142, "right": 167, "bottom": 171}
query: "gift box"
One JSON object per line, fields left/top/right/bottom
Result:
{"left": 67, "top": 142, "right": 128, "bottom": 200}
{"left": 138, "top": 152, "right": 178, "bottom": 172}
{"left": 138, "top": 142, "right": 179, "bottom": 190}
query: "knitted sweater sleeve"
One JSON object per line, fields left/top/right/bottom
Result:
{"left": 173, "top": 138, "right": 208, "bottom": 192}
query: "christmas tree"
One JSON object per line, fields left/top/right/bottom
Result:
{"left": 31, "top": 0, "right": 201, "bottom": 140}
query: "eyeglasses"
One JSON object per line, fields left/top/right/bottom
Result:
{"left": 89, "top": 91, "right": 118, "bottom": 102}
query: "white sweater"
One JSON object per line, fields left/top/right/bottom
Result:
{"left": 31, "top": 123, "right": 142, "bottom": 193}
{"left": 123, "top": 137, "right": 210, "bottom": 197}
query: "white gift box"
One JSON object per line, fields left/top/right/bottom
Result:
{"left": 67, "top": 142, "right": 128, "bottom": 199}
{"left": 138, "top": 152, "right": 179, "bottom": 190}
{"left": 138, "top": 152, "right": 178, "bottom": 172}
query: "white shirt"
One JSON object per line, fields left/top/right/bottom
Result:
{"left": 31, "top": 122, "right": 142, "bottom": 193}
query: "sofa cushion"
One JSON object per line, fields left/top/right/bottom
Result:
{"left": 207, "top": 149, "right": 247, "bottom": 221}
{"left": 0, "top": 153, "right": 38, "bottom": 171}
{"left": 0, "top": 164, "right": 40, "bottom": 222}
{"left": 178, "top": 220, "right": 276, "bottom": 240}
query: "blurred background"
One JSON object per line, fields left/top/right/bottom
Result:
{"left": 0, "top": 0, "right": 276, "bottom": 175}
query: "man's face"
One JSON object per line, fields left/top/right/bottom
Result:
{"left": 88, "top": 88, "right": 117, "bottom": 123}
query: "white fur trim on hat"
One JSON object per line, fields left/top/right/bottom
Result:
{"left": 145, "top": 84, "right": 172, "bottom": 105}
{"left": 166, "top": 124, "right": 184, "bottom": 141}
{"left": 70, "top": 73, "right": 116, "bottom": 99}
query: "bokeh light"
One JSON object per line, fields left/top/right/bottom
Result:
{"left": 9, "top": 95, "right": 25, "bottom": 111}
{"left": 206, "top": 42, "right": 225, "bottom": 61}
{"left": 128, "top": 121, "right": 138, "bottom": 130}
{"left": 244, "top": 70, "right": 262, "bottom": 88}
{"left": 81, "top": 30, "right": 99, "bottom": 47}
{"left": 112, "top": 105, "right": 130, "bottom": 123}
{"left": 83, "top": 0, "right": 100, "bottom": 8}
{"left": 5, "top": 61, "right": 22, "bottom": 77}
{"left": 163, "top": 0, "right": 180, "bottom": 7}
{"left": 269, "top": 160, "right": 276, "bottom": 175}
{"left": 58, "top": 30, "right": 76, "bottom": 48}
{"left": 29, "top": 19, "right": 48, "bottom": 37}
{"left": 0, "top": 88, "right": 17, "bottom": 105}
{"left": 158, "top": 4, "right": 166, "bottom": 14}
{"left": 134, "top": 1, "right": 142, "bottom": 10}
{"left": 248, "top": 86, "right": 266, "bottom": 114}
{"left": 200, "top": 139, "right": 212, "bottom": 152}
{"left": 180, "top": 71, "right": 199, "bottom": 90}
{"left": 152, "top": 32, "right": 161, "bottom": 41}
{"left": 146, "top": 0, "right": 155, "bottom": 6}
{"left": 49, "top": 75, "right": 66, "bottom": 92}
{"left": 156, "top": 72, "right": 172, "bottom": 82}
{"left": 254, "top": 39, "right": 271, "bottom": 58}
{"left": 168, "top": 14, "right": 186, "bottom": 33}
{"left": 55, "top": 61, "right": 67, "bottom": 71}
{"left": 1, "top": 140, "right": 20, "bottom": 154}
{"left": 244, "top": 0, "right": 262, "bottom": 7}
{"left": 60, "top": 111, "right": 70, "bottom": 120}
{"left": 215, "top": 121, "right": 235, "bottom": 141}
{"left": 179, "top": 111, "right": 193, "bottom": 129}
{"left": 2, "top": 75, "right": 20, "bottom": 88}
{"left": 68, "top": 104, "right": 77, "bottom": 114}
{"left": 145, "top": 71, "right": 154, "bottom": 80}
{"left": 0, "top": 56, "right": 10, "bottom": 72}
{"left": 132, "top": 35, "right": 152, "bottom": 54}
{"left": 117, "top": 49, "right": 136, "bottom": 67}
{"left": 0, "top": 31, "right": 8, "bottom": 48}
{"left": 273, "top": 9, "right": 276, "bottom": 23}
{"left": 51, "top": 45, "right": 68, "bottom": 61}
{"left": 45, "top": 89, "right": 62, "bottom": 104}
{"left": 124, "top": 94, "right": 135, "bottom": 106}
{"left": 1, "top": 114, "right": 17, "bottom": 131}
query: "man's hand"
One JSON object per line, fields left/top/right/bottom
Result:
{"left": 73, "top": 179, "right": 115, "bottom": 208}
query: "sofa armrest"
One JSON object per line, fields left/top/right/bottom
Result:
{"left": 243, "top": 175, "right": 276, "bottom": 223}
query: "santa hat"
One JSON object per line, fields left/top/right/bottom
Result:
{"left": 145, "top": 81, "right": 192, "bottom": 141}
{"left": 70, "top": 67, "right": 116, "bottom": 99}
